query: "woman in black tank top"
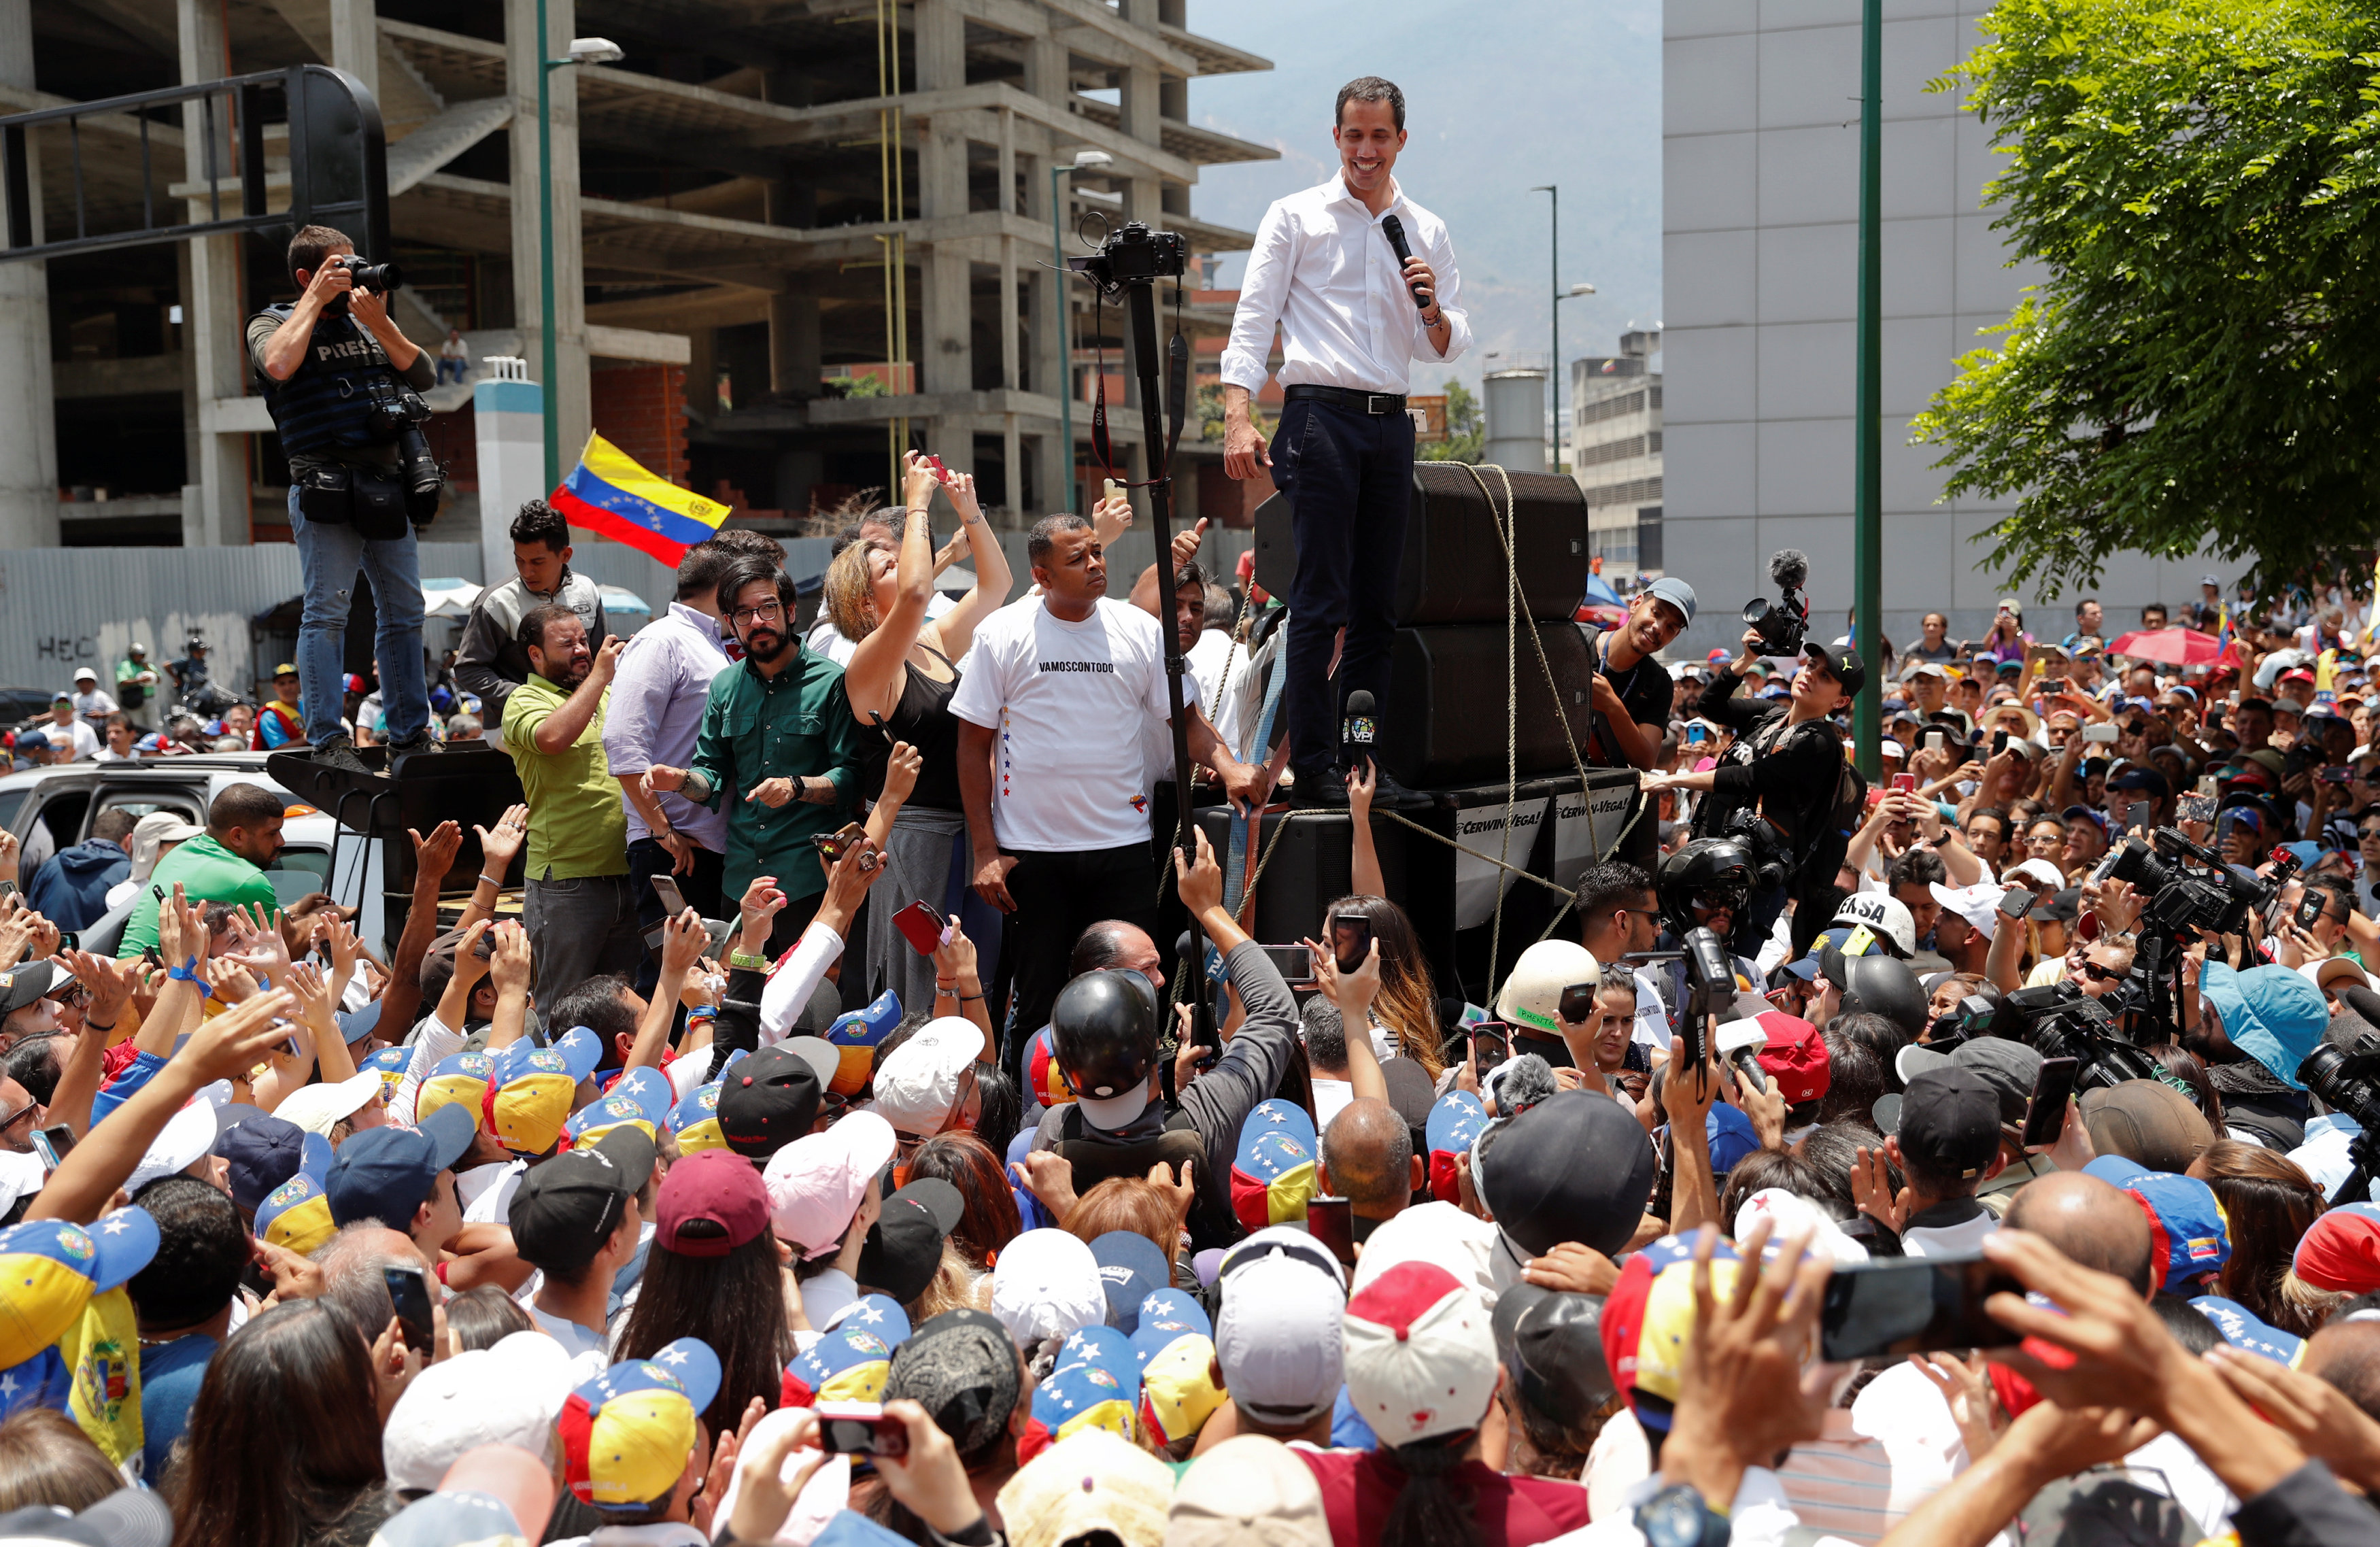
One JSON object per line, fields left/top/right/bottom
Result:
{"left": 832, "top": 452, "right": 1015, "bottom": 1019}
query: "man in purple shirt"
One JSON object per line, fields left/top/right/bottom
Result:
{"left": 602, "top": 539, "right": 749, "bottom": 985}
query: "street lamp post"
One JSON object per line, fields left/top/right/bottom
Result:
{"left": 533, "top": 11, "right": 622, "bottom": 490}
{"left": 1049, "top": 150, "right": 1113, "bottom": 512}
{"left": 1852, "top": 0, "right": 1883, "bottom": 777}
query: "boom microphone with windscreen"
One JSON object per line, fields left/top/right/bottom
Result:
{"left": 1379, "top": 215, "right": 1431, "bottom": 311}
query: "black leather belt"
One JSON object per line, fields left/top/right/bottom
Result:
{"left": 1283, "top": 384, "right": 1409, "bottom": 415}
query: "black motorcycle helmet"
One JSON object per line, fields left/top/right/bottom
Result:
{"left": 1831, "top": 953, "right": 1929, "bottom": 1042}
{"left": 1656, "top": 838, "right": 1754, "bottom": 938}
{"left": 1049, "top": 969, "right": 1160, "bottom": 1117}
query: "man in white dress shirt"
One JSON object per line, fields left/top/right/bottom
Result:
{"left": 1220, "top": 76, "right": 1469, "bottom": 808}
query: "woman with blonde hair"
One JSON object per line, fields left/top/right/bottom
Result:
{"left": 831, "top": 451, "right": 1014, "bottom": 1017}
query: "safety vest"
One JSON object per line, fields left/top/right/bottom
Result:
{"left": 251, "top": 304, "right": 401, "bottom": 456}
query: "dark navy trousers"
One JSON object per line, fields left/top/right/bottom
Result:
{"left": 1270, "top": 394, "right": 1414, "bottom": 776}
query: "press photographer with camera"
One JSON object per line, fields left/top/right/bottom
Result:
{"left": 1640, "top": 557, "right": 1865, "bottom": 957}
{"left": 250, "top": 223, "right": 438, "bottom": 772}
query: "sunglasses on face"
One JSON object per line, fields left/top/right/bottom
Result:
{"left": 2077, "top": 960, "right": 2124, "bottom": 984}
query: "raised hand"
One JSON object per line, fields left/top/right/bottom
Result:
{"left": 409, "top": 820, "right": 462, "bottom": 887}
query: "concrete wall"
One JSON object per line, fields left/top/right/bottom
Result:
{"left": 1660, "top": 0, "right": 2221, "bottom": 659}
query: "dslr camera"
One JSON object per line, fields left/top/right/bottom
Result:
{"left": 358, "top": 377, "right": 443, "bottom": 499}
{"left": 333, "top": 254, "right": 404, "bottom": 294}
{"left": 2301, "top": 1031, "right": 2380, "bottom": 1137}
{"left": 1066, "top": 220, "right": 1188, "bottom": 290}
{"left": 1742, "top": 549, "right": 1809, "bottom": 656}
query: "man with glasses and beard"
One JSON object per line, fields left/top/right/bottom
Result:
{"left": 645, "top": 557, "right": 864, "bottom": 955}
{"left": 506, "top": 603, "right": 640, "bottom": 1004}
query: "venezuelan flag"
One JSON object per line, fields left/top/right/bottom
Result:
{"left": 550, "top": 432, "right": 729, "bottom": 564}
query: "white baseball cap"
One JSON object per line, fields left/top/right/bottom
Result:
{"left": 1731, "top": 1187, "right": 1868, "bottom": 1265}
{"left": 71, "top": 667, "right": 96, "bottom": 683}
{"left": 868, "top": 1017, "right": 985, "bottom": 1136}
{"left": 1831, "top": 891, "right": 1917, "bottom": 957}
{"left": 127, "top": 1081, "right": 230, "bottom": 1193}
{"left": 989, "top": 1227, "right": 1106, "bottom": 1348}
{"left": 1342, "top": 1261, "right": 1498, "bottom": 1446}
{"left": 762, "top": 1110, "right": 896, "bottom": 1259}
{"left": 274, "top": 1070, "right": 386, "bottom": 1137}
{"left": 2003, "top": 858, "right": 2067, "bottom": 894}
{"left": 383, "top": 1329, "right": 575, "bottom": 1490}
{"left": 1929, "top": 881, "right": 2008, "bottom": 942}
{"left": 1214, "top": 1250, "right": 1346, "bottom": 1427}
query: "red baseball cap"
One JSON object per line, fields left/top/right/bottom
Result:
{"left": 653, "top": 1149, "right": 769, "bottom": 1259}
{"left": 1754, "top": 1013, "right": 1830, "bottom": 1105}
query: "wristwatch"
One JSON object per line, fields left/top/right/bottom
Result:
{"left": 1634, "top": 1484, "right": 1731, "bottom": 1547}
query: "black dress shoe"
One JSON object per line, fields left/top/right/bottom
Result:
{"left": 1367, "top": 766, "right": 1434, "bottom": 809}
{"left": 1290, "top": 766, "right": 1353, "bottom": 809}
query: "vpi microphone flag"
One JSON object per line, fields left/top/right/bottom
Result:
{"left": 550, "top": 432, "right": 730, "bottom": 565}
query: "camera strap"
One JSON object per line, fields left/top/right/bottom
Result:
{"left": 1087, "top": 278, "right": 1190, "bottom": 490}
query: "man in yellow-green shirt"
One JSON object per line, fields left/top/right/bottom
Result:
{"left": 503, "top": 602, "right": 639, "bottom": 1006}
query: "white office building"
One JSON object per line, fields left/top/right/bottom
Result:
{"left": 1659, "top": 0, "right": 2220, "bottom": 658}
{"left": 1573, "top": 331, "right": 1665, "bottom": 580}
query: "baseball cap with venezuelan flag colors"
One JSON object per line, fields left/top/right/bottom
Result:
{"left": 1019, "top": 1325, "right": 1139, "bottom": 1463}
{"left": 1600, "top": 1233, "right": 1745, "bottom": 1433}
{"left": 256, "top": 1171, "right": 338, "bottom": 1256}
{"left": 487, "top": 1029, "right": 603, "bottom": 1155}
{"left": 1024, "top": 1026, "right": 1074, "bottom": 1109}
{"left": 564, "top": 1067, "right": 675, "bottom": 1150}
{"left": 558, "top": 1338, "right": 723, "bottom": 1508}
{"left": 779, "top": 1295, "right": 911, "bottom": 1408}
{"left": 1229, "top": 1099, "right": 1318, "bottom": 1234}
{"left": 668, "top": 1079, "right": 729, "bottom": 1156}
{"left": 360, "top": 1044, "right": 413, "bottom": 1104}
{"left": 417, "top": 1051, "right": 495, "bottom": 1132}
{"left": 1425, "top": 1091, "right": 1489, "bottom": 1204}
{"left": 0, "top": 1209, "right": 160, "bottom": 1372}
{"left": 2082, "top": 1157, "right": 2232, "bottom": 1294}
{"left": 1130, "top": 1289, "right": 1221, "bottom": 1449}
{"left": 821, "top": 991, "right": 903, "bottom": 1099}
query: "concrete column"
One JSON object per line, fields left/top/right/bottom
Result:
{"left": 473, "top": 373, "right": 543, "bottom": 585}
{"left": 1121, "top": 67, "right": 1159, "bottom": 143}
{"left": 507, "top": 0, "right": 590, "bottom": 471}
{"left": 913, "top": 0, "right": 964, "bottom": 92}
{"left": 767, "top": 292, "right": 819, "bottom": 398}
{"left": 998, "top": 235, "right": 1018, "bottom": 391}
{"left": 916, "top": 118, "right": 973, "bottom": 398}
{"left": 327, "top": 0, "right": 379, "bottom": 107}
{"left": 1000, "top": 415, "right": 1021, "bottom": 517}
{"left": 179, "top": 0, "right": 250, "bottom": 547}
{"left": 0, "top": 0, "right": 57, "bottom": 548}
{"left": 1023, "top": 34, "right": 1066, "bottom": 103}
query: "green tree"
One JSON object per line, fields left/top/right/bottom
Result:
{"left": 1913, "top": 0, "right": 2380, "bottom": 596}
{"left": 1438, "top": 376, "right": 1485, "bottom": 464}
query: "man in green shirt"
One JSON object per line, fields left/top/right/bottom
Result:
{"left": 503, "top": 602, "right": 641, "bottom": 1006}
{"left": 647, "top": 558, "right": 864, "bottom": 955}
{"left": 117, "top": 784, "right": 285, "bottom": 958}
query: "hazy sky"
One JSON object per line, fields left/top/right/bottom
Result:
{"left": 1179, "top": 0, "right": 1662, "bottom": 407}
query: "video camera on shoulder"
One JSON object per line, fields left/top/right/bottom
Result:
{"left": 1741, "top": 549, "right": 1809, "bottom": 656}
{"left": 1990, "top": 981, "right": 2157, "bottom": 1089}
{"left": 2104, "top": 826, "right": 2296, "bottom": 939}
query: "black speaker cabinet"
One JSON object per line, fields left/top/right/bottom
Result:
{"left": 1376, "top": 623, "right": 1599, "bottom": 789}
{"left": 1249, "top": 464, "right": 1590, "bottom": 627}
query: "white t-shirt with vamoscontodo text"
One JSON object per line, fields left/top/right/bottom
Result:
{"left": 949, "top": 596, "right": 1175, "bottom": 852}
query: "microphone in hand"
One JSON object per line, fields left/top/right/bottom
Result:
{"left": 1340, "top": 689, "right": 1378, "bottom": 771}
{"left": 1379, "top": 215, "right": 1432, "bottom": 313}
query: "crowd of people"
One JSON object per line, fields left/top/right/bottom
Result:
{"left": 16, "top": 67, "right": 2380, "bottom": 1547}
{"left": 4, "top": 486, "right": 2380, "bottom": 1547}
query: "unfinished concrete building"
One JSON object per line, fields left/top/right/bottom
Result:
{"left": 4, "top": 0, "right": 1274, "bottom": 551}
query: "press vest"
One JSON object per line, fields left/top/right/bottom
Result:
{"left": 252, "top": 304, "right": 401, "bottom": 457}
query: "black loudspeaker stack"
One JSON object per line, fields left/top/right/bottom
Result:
{"left": 1251, "top": 463, "right": 1597, "bottom": 788}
